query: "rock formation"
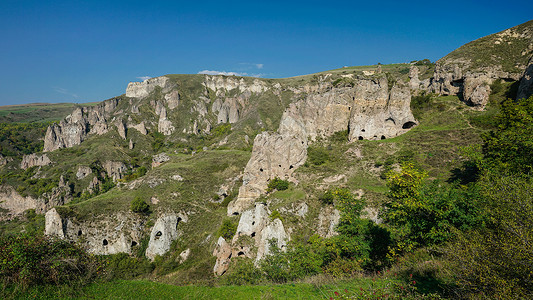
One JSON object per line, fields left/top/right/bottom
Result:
{"left": 43, "top": 98, "right": 119, "bottom": 152}
{"left": 145, "top": 214, "right": 183, "bottom": 260}
{"left": 126, "top": 76, "right": 174, "bottom": 98}
{"left": 517, "top": 58, "right": 533, "bottom": 100}
{"left": 229, "top": 76, "right": 416, "bottom": 215}
{"left": 214, "top": 203, "right": 289, "bottom": 275}
{"left": 76, "top": 166, "right": 92, "bottom": 179}
{"left": 20, "top": 153, "right": 51, "bottom": 169}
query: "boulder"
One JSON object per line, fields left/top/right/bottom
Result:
{"left": 45, "top": 208, "right": 65, "bottom": 238}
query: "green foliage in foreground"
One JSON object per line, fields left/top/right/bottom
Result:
{"left": 383, "top": 164, "right": 484, "bottom": 255}
{"left": 0, "top": 234, "right": 103, "bottom": 289}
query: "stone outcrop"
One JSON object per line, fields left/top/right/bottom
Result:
{"left": 45, "top": 210, "right": 145, "bottom": 255}
{"left": 116, "top": 120, "right": 127, "bottom": 139}
{"left": 145, "top": 214, "right": 183, "bottom": 260}
{"left": 428, "top": 21, "right": 533, "bottom": 108}
{"left": 76, "top": 166, "right": 92, "bottom": 179}
{"left": 0, "top": 185, "right": 40, "bottom": 218}
{"left": 103, "top": 161, "right": 128, "bottom": 181}
{"left": 20, "top": 153, "right": 51, "bottom": 169}
{"left": 43, "top": 98, "right": 119, "bottom": 152}
{"left": 229, "top": 76, "right": 416, "bottom": 215}
{"left": 0, "top": 176, "right": 72, "bottom": 219}
{"left": 213, "top": 237, "right": 232, "bottom": 276}
{"left": 152, "top": 153, "right": 170, "bottom": 168}
{"left": 348, "top": 80, "right": 416, "bottom": 140}
{"left": 126, "top": 76, "right": 173, "bottom": 98}
{"left": 45, "top": 208, "right": 65, "bottom": 238}
{"left": 130, "top": 122, "right": 148, "bottom": 135}
{"left": 317, "top": 207, "right": 341, "bottom": 238}
{"left": 214, "top": 203, "right": 288, "bottom": 275}
{"left": 517, "top": 58, "right": 533, "bottom": 100}
{"left": 462, "top": 76, "right": 492, "bottom": 107}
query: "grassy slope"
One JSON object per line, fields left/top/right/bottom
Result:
{"left": 440, "top": 20, "right": 533, "bottom": 73}
{"left": 0, "top": 102, "right": 98, "bottom": 123}
{"left": 7, "top": 276, "right": 411, "bottom": 300}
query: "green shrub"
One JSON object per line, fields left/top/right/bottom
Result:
{"left": 269, "top": 210, "right": 283, "bottom": 221}
{"left": 218, "top": 219, "right": 237, "bottom": 240}
{"left": 319, "top": 190, "right": 335, "bottom": 204}
{"left": 105, "top": 253, "right": 154, "bottom": 280}
{"left": 307, "top": 146, "right": 329, "bottom": 165}
{"left": 266, "top": 177, "right": 289, "bottom": 192}
{"left": 0, "top": 234, "right": 103, "bottom": 288}
{"left": 130, "top": 196, "right": 150, "bottom": 214}
{"left": 222, "top": 258, "right": 262, "bottom": 285}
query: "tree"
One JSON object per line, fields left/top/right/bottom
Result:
{"left": 130, "top": 196, "right": 149, "bottom": 214}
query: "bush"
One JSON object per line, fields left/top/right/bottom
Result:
{"left": 319, "top": 190, "right": 335, "bottom": 204}
{"left": 218, "top": 219, "right": 237, "bottom": 240}
{"left": 0, "top": 234, "right": 102, "bottom": 288}
{"left": 266, "top": 177, "right": 289, "bottom": 192}
{"left": 130, "top": 196, "right": 150, "bottom": 214}
{"left": 222, "top": 258, "right": 262, "bottom": 285}
{"left": 307, "top": 146, "right": 329, "bottom": 165}
{"left": 105, "top": 253, "right": 154, "bottom": 280}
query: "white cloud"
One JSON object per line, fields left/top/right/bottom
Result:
{"left": 255, "top": 64, "right": 264, "bottom": 69}
{"left": 198, "top": 70, "right": 247, "bottom": 76}
{"left": 53, "top": 87, "right": 78, "bottom": 98}
{"left": 198, "top": 70, "right": 265, "bottom": 78}
{"left": 136, "top": 76, "right": 151, "bottom": 81}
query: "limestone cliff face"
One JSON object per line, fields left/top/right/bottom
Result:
{"left": 0, "top": 176, "right": 72, "bottom": 219}
{"left": 43, "top": 98, "right": 119, "bottom": 152}
{"left": 126, "top": 76, "right": 174, "bottom": 98}
{"left": 517, "top": 58, "right": 533, "bottom": 100}
{"left": 428, "top": 21, "right": 533, "bottom": 108}
{"left": 20, "top": 153, "right": 51, "bottom": 169}
{"left": 214, "top": 203, "right": 289, "bottom": 275}
{"left": 229, "top": 76, "right": 416, "bottom": 215}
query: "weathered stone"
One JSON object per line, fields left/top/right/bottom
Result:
{"left": 463, "top": 76, "right": 492, "bottom": 108}
{"left": 43, "top": 98, "right": 119, "bottom": 152}
{"left": 131, "top": 122, "right": 148, "bottom": 135}
{"left": 256, "top": 218, "right": 288, "bottom": 261}
{"left": 103, "top": 161, "right": 127, "bottom": 181}
{"left": 517, "top": 58, "right": 533, "bottom": 100}
{"left": 145, "top": 215, "right": 181, "bottom": 260}
{"left": 409, "top": 65, "right": 421, "bottom": 90}
{"left": 45, "top": 208, "right": 64, "bottom": 238}
{"left": 0, "top": 185, "right": 39, "bottom": 217}
{"left": 317, "top": 207, "right": 341, "bottom": 238}
{"left": 178, "top": 248, "right": 190, "bottom": 263}
{"left": 152, "top": 153, "right": 170, "bottom": 168}
{"left": 20, "top": 153, "right": 51, "bottom": 169}
{"left": 116, "top": 120, "right": 127, "bottom": 139}
{"left": 126, "top": 76, "right": 172, "bottom": 98}
{"left": 76, "top": 166, "right": 92, "bottom": 179}
{"left": 213, "top": 237, "right": 232, "bottom": 276}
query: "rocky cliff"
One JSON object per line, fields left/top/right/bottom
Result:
{"left": 428, "top": 20, "right": 533, "bottom": 108}
{"left": 229, "top": 75, "right": 416, "bottom": 215}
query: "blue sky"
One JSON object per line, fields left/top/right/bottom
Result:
{"left": 0, "top": 0, "right": 532, "bottom": 105}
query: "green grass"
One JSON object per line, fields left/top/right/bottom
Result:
{"left": 5, "top": 275, "right": 421, "bottom": 300}
{"left": 441, "top": 20, "right": 532, "bottom": 74}
{"left": 0, "top": 102, "right": 97, "bottom": 123}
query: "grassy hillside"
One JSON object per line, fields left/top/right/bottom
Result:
{"left": 439, "top": 20, "right": 533, "bottom": 74}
